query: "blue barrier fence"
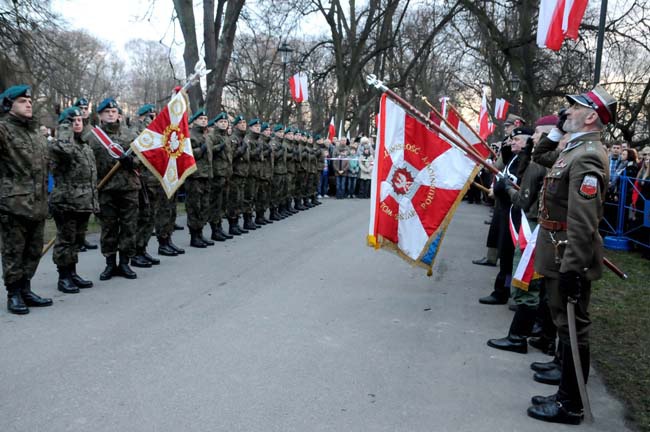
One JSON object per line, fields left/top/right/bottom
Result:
{"left": 601, "top": 172, "right": 650, "bottom": 251}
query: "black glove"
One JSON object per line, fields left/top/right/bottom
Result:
{"left": 559, "top": 270, "right": 584, "bottom": 301}
{"left": 522, "top": 137, "right": 534, "bottom": 156}
{"left": 557, "top": 108, "right": 568, "bottom": 133}
{"left": 493, "top": 178, "right": 508, "bottom": 197}
{"left": 119, "top": 153, "right": 134, "bottom": 170}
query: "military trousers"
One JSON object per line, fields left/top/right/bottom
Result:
{"left": 0, "top": 213, "right": 45, "bottom": 286}
{"left": 136, "top": 182, "right": 161, "bottom": 250}
{"left": 52, "top": 210, "right": 91, "bottom": 267}
{"left": 256, "top": 179, "right": 271, "bottom": 213}
{"left": 272, "top": 174, "right": 286, "bottom": 207}
{"left": 155, "top": 191, "right": 176, "bottom": 240}
{"left": 186, "top": 177, "right": 211, "bottom": 231}
{"left": 311, "top": 171, "right": 319, "bottom": 196}
{"left": 228, "top": 175, "right": 246, "bottom": 217}
{"left": 295, "top": 170, "right": 307, "bottom": 199}
{"left": 209, "top": 176, "right": 228, "bottom": 225}
{"left": 97, "top": 189, "right": 139, "bottom": 257}
{"left": 547, "top": 277, "right": 592, "bottom": 346}
{"left": 286, "top": 172, "right": 295, "bottom": 200}
{"left": 244, "top": 176, "right": 257, "bottom": 213}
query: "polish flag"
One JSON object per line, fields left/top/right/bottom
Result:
{"left": 478, "top": 89, "right": 492, "bottom": 140}
{"left": 289, "top": 72, "right": 309, "bottom": 103}
{"left": 537, "top": 0, "right": 589, "bottom": 51}
{"left": 494, "top": 98, "right": 510, "bottom": 120}
{"left": 327, "top": 117, "right": 336, "bottom": 140}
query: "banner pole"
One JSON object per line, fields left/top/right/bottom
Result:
{"left": 593, "top": 0, "right": 608, "bottom": 86}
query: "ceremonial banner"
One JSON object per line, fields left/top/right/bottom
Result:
{"left": 494, "top": 98, "right": 510, "bottom": 121}
{"left": 537, "top": 0, "right": 588, "bottom": 51}
{"left": 478, "top": 88, "right": 494, "bottom": 140}
{"left": 131, "top": 89, "right": 196, "bottom": 198}
{"left": 512, "top": 225, "right": 540, "bottom": 291}
{"left": 444, "top": 103, "right": 491, "bottom": 159}
{"left": 368, "top": 94, "right": 478, "bottom": 274}
{"left": 327, "top": 117, "right": 336, "bottom": 140}
{"left": 289, "top": 72, "right": 309, "bottom": 103}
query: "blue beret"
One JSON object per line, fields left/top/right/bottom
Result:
{"left": 58, "top": 106, "right": 83, "bottom": 124}
{"left": 273, "top": 124, "right": 284, "bottom": 132}
{"left": 248, "top": 118, "right": 260, "bottom": 127}
{"left": 233, "top": 114, "right": 246, "bottom": 125}
{"left": 2, "top": 85, "right": 31, "bottom": 109}
{"left": 74, "top": 98, "right": 89, "bottom": 107}
{"left": 189, "top": 108, "right": 207, "bottom": 124}
{"left": 97, "top": 97, "right": 119, "bottom": 113}
{"left": 137, "top": 104, "right": 156, "bottom": 117}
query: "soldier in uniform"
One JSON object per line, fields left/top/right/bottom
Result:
{"left": 0, "top": 85, "right": 53, "bottom": 314}
{"left": 243, "top": 118, "right": 262, "bottom": 230}
{"left": 88, "top": 98, "right": 140, "bottom": 280}
{"left": 283, "top": 127, "right": 299, "bottom": 214}
{"left": 294, "top": 131, "right": 309, "bottom": 210}
{"left": 308, "top": 133, "right": 321, "bottom": 206}
{"left": 527, "top": 86, "right": 616, "bottom": 425}
{"left": 186, "top": 109, "right": 214, "bottom": 248}
{"left": 207, "top": 112, "right": 233, "bottom": 241}
{"left": 49, "top": 107, "right": 99, "bottom": 294}
{"left": 130, "top": 104, "right": 162, "bottom": 267}
{"left": 256, "top": 122, "right": 274, "bottom": 226}
{"left": 229, "top": 115, "right": 250, "bottom": 235}
{"left": 270, "top": 124, "right": 287, "bottom": 220}
{"left": 73, "top": 97, "right": 99, "bottom": 252}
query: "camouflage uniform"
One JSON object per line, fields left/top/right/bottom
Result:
{"left": 256, "top": 132, "right": 273, "bottom": 223}
{"left": 186, "top": 124, "right": 212, "bottom": 233}
{"left": 270, "top": 132, "right": 287, "bottom": 218}
{"left": 244, "top": 130, "right": 261, "bottom": 226}
{"left": 208, "top": 126, "right": 233, "bottom": 239}
{"left": 229, "top": 128, "right": 249, "bottom": 227}
{"left": 285, "top": 134, "right": 297, "bottom": 210}
{"left": 297, "top": 138, "right": 310, "bottom": 208}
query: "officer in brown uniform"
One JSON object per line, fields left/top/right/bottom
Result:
{"left": 0, "top": 85, "right": 53, "bottom": 314}
{"left": 527, "top": 85, "right": 616, "bottom": 425}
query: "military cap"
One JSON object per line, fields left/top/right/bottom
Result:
{"left": 97, "top": 97, "right": 119, "bottom": 113}
{"left": 248, "top": 118, "right": 261, "bottom": 127}
{"left": 137, "top": 104, "right": 156, "bottom": 117}
{"left": 273, "top": 124, "right": 284, "bottom": 132}
{"left": 566, "top": 85, "right": 617, "bottom": 125}
{"left": 534, "top": 115, "right": 559, "bottom": 127}
{"left": 58, "top": 106, "right": 83, "bottom": 124}
{"left": 213, "top": 111, "right": 228, "bottom": 122}
{"left": 261, "top": 122, "right": 270, "bottom": 131}
{"left": 189, "top": 108, "right": 207, "bottom": 124}
{"left": 73, "top": 97, "right": 89, "bottom": 107}
{"left": 2, "top": 85, "right": 31, "bottom": 110}
{"left": 207, "top": 117, "right": 216, "bottom": 127}
{"left": 504, "top": 113, "right": 525, "bottom": 126}
{"left": 233, "top": 114, "right": 246, "bottom": 125}
{"left": 314, "top": 134, "right": 321, "bottom": 140}
{"left": 510, "top": 126, "right": 534, "bottom": 138}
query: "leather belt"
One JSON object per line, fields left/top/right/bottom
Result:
{"left": 539, "top": 218, "right": 568, "bottom": 231}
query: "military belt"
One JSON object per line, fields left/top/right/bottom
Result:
{"left": 539, "top": 218, "right": 568, "bottom": 231}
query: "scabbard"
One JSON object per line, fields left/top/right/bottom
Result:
{"left": 567, "top": 300, "right": 594, "bottom": 423}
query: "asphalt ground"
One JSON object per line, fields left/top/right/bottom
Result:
{"left": 0, "top": 199, "right": 630, "bottom": 431}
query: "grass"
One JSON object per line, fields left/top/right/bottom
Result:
{"left": 591, "top": 249, "right": 650, "bottom": 432}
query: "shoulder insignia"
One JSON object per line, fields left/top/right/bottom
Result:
{"left": 579, "top": 175, "right": 599, "bottom": 199}
{"left": 553, "top": 158, "right": 566, "bottom": 168}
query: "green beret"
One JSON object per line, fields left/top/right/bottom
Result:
{"left": 2, "top": 85, "right": 31, "bottom": 109}
{"left": 248, "top": 118, "right": 260, "bottom": 127}
{"left": 314, "top": 134, "right": 321, "bottom": 140}
{"left": 273, "top": 124, "right": 284, "bottom": 132}
{"left": 97, "top": 97, "right": 119, "bottom": 113}
{"left": 284, "top": 126, "right": 293, "bottom": 134}
{"left": 137, "top": 104, "right": 156, "bottom": 117}
{"left": 214, "top": 111, "right": 228, "bottom": 122}
{"left": 261, "top": 122, "right": 270, "bottom": 131}
{"left": 74, "top": 97, "right": 89, "bottom": 107}
{"left": 207, "top": 117, "right": 216, "bottom": 127}
{"left": 58, "top": 106, "right": 83, "bottom": 124}
{"left": 189, "top": 109, "right": 207, "bottom": 124}
{"left": 233, "top": 114, "right": 246, "bottom": 125}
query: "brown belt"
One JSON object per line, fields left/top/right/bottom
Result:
{"left": 539, "top": 218, "right": 568, "bottom": 231}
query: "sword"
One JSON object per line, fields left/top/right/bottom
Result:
{"left": 567, "top": 296, "right": 594, "bottom": 423}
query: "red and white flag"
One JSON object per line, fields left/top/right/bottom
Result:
{"left": 327, "top": 117, "right": 336, "bottom": 140}
{"left": 537, "top": 0, "right": 589, "bottom": 51}
{"left": 494, "top": 98, "right": 510, "bottom": 121}
{"left": 131, "top": 89, "right": 196, "bottom": 198}
{"left": 289, "top": 72, "right": 309, "bottom": 103}
{"left": 512, "top": 225, "right": 540, "bottom": 291}
{"left": 478, "top": 88, "right": 493, "bottom": 140}
{"left": 368, "top": 94, "right": 479, "bottom": 273}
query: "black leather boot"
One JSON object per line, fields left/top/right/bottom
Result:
{"left": 527, "top": 400, "right": 583, "bottom": 425}
{"left": 190, "top": 229, "right": 207, "bottom": 248}
{"left": 479, "top": 272, "right": 510, "bottom": 304}
{"left": 270, "top": 208, "right": 281, "bottom": 221}
{"left": 7, "top": 280, "right": 29, "bottom": 314}
{"left": 295, "top": 199, "right": 306, "bottom": 211}
{"left": 57, "top": 266, "right": 80, "bottom": 294}
{"left": 158, "top": 237, "right": 178, "bottom": 256}
{"left": 312, "top": 196, "right": 321, "bottom": 205}
{"left": 70, "top": 263, "right": 94, "bottom": 288}
{"left": 168, "top": 236, "right": 185, "bottom": 254}
{"left": 210, "top": 223, "right": 227, "bottom": 242}
{"left": 255, "top": 214, "right": 267, "bottom": 226}
{"left": 531, "top": 353, "right": 561, "bottom": 372}
{"left": 115, "top": 254, "right": 137, "bottom": 279}
{"left": 100, "top": 254, "right": 118, "bottom": 280}
{"left": 131, "top": 251, "right": 153, "bottom": 268}
{"left": 199, "top": 228, "right": 214, "bottom": 246}
{"left": 20, "top": 278, "right": 53, "bottom": 307}
{"left": 262, "top": 211, "right": 273, "bottom": 224}
{"left": 218, "top": 222, "right": 233, "bottom": 239}
{"left": 534, "top": 365, "right": 562, "bottom": 385}
{"left": 243, "top": 213, "right": 257, "bottom": 230}
{"left": 142, "top": 249, "right": 160, "bottom": 265}
{"left": 487, "top": 305, "right": 536, "bottom": 354}
{"left": 228, "top": 218, "right": 242, "bottom": 236}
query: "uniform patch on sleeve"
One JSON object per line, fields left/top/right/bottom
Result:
{"left": 579, "top": 175, "right": 599, "bottom": 199}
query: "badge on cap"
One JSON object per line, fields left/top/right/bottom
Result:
{"left": 579, "top": 175, "right": 599, "bottom": 199}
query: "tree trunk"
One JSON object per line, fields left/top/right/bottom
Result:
{"left": 173, "top": 0, "right": 204, "bottom": 110}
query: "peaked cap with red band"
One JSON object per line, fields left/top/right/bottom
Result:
{"left": 566, "top": 85, "right": 617, "bottom": 125}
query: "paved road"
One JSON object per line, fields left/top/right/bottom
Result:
{"left": 0, "top": 199, "right": 630, "bottom": 432}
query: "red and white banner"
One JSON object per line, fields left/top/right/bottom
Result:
{"left": 368, "top": 94, "right": 479, "bottom": 273}
{"left": 131, "top": 89, "right": 196, "bottom": 198}
{"left": 509, "top": 207, "right": 533, "bottom": 252}
{"left": 478, "top": 88, "right": 494, "bottom": 140}
{"left": 494, "top": 98, "right": 510, "bottom": 121}
{"left": 537, "top": 0, "right": 589, "bottom": 51}
{"left": 91, "top": 127, "right": 125, "bottom": 159}
{"left": 327, "top": 117, "right": 336, "bottom": 140}
{"left": 512, "top": 224, "right": 540, "bottom": 291}
{"left": 289, "top": 72, "right": 309, "bottom": 103}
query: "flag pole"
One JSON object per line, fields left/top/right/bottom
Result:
{"left": 593, "top": 0, "right": 608, "bottom": 86}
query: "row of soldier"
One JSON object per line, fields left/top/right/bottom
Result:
{"left": 0, "top": 85, "right": 328, "bottom": 315}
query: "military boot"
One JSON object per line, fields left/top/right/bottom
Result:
{"left": 70, "top": 263, "right": 94, "bottom": 288}
{"left": 21, "top": 278, "right": 53, "bottom": 307}
{"left": 7, "top": 280, "right": 29, "bottom": 315}
{"left": 115, "top": 254, "right": 137, "bottom": 279}
{"left": 158, "top": 237, "right": 178, "bottom": 257}
{"left": 142, "top": 249, "right": 160, "bottom": 265}
{"left": 295, "top": 199, "right": 306, "bottom": 211}
{"left": 312, "top": 195, "right": 322, "bottom": 206}
{"left": 57, "top": 266, "right": 80, "bottom": 294}
{"left": 168, "top": 236, "right": 185, "bottom": 254}
{"left": 487, "top": 305, "right": 536, "bottom": 354}
{"left": 218, "top": 222, "right": 233, "bottom": 239}
{"left": 190, "top": 229, "right": 207, "bottom": 248}
{"left": 210, "top": 223, "right": 227, "bottom": 242}
{"left": 131, "top": 250, "right": 153, "bottom": 268}
{"left": 228, "top": 218, "right": 242, "bottom": 236}
{"left": 279, "top": 204, "right": 291, "bottom": 217}
{"left": 255, "top": 213, "right": 267, "bottom": 226}
{"left": 304, "top": 197, "right": 314, "bottom": 208}
{"left": 100, "top": 254, "right": 118, "bottom": 280}
{"left": 262, "top": 210, "right": 273, "bottom": 224}
{"left": 270, "top": 208, "right": 281, "bottom": 221}
{"left": 198, "top": 228, "right": 214, "bottom": 246}
{"left": 243, "top": 213, "right": 257, "bottom": 230}
{"left": 287, "top": 200, "right": 298, "bottom": 214}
